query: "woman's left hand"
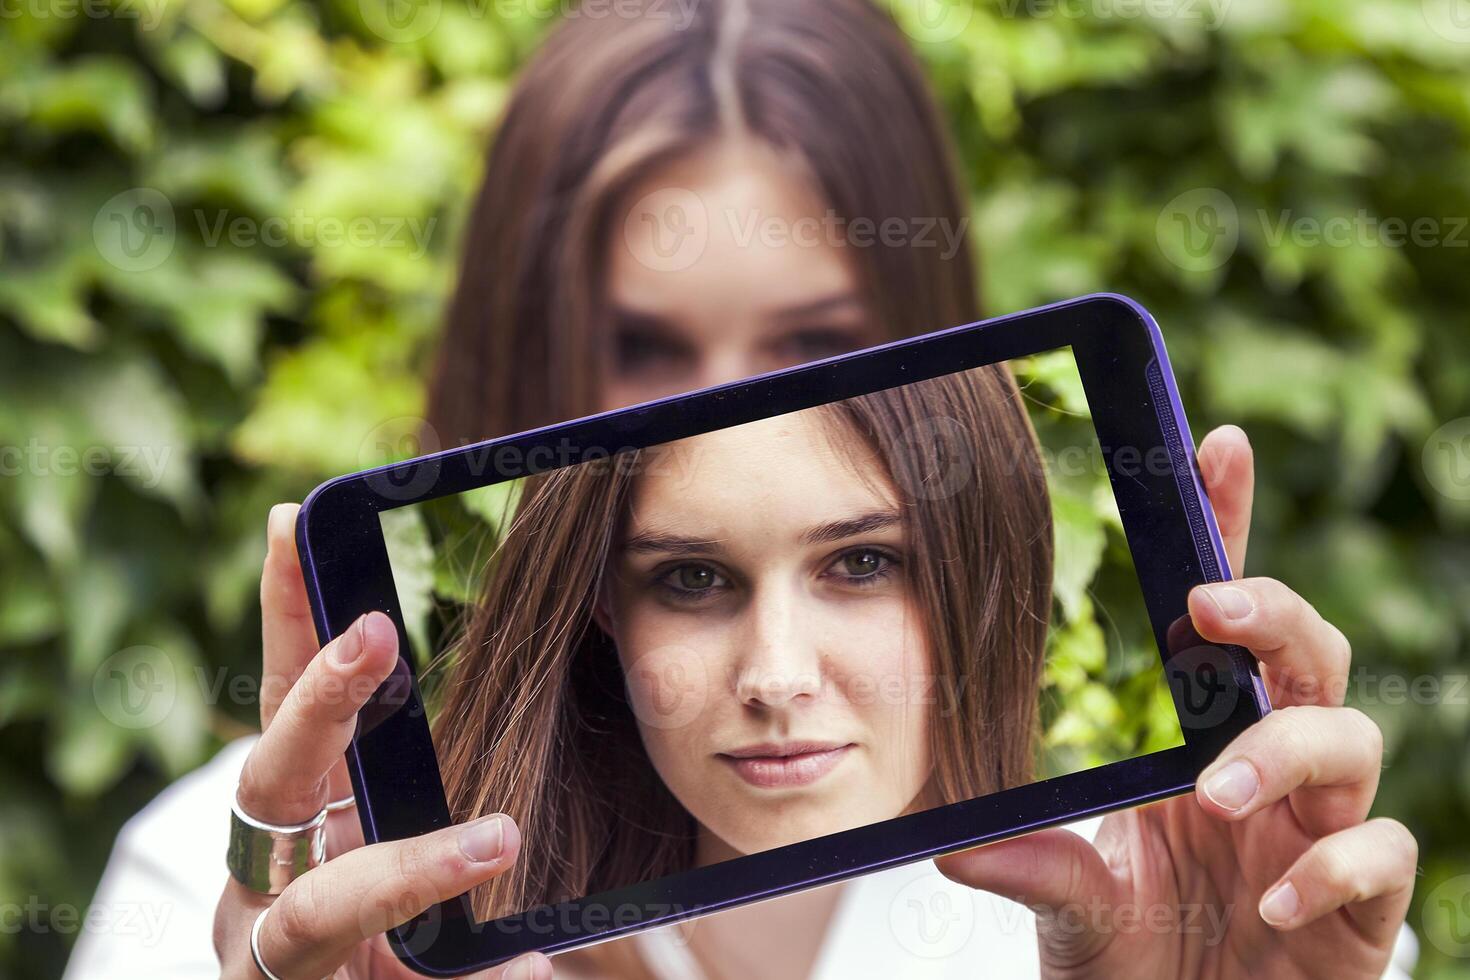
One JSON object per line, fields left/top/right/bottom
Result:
{"left": 936, "top": 424, "right": 1418, "bottom": 979}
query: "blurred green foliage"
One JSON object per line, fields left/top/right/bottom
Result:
{"left": 2, "top": 0, "right": 1468, "bottom": 976}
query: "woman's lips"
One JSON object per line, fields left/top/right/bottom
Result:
{"left": 718, "top": 743, "right": 854, "bottom": 789}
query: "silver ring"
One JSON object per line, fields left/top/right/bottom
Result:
{"left": 227, "top": 793, "right": 327, "bottom": 895}
{"left": 325, "top": 794, "right": 356, "bottom": 813}
{"left": 251, "top": 906, "right": 287, "bottom": 980}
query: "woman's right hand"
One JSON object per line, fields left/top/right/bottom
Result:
{"left": 212, "top": 503, "right": 552, "bottom": 980}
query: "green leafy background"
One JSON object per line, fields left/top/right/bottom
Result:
{"left": 3, "top": 0, "right": 1469, "bottom": 975}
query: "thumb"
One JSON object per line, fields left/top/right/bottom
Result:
{"left": 934, "top": 828, "right": 1122, "bottom": 964}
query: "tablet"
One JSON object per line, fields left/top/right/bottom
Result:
{"left": 296, "top": 292, "right": 1270, "bottom": 976}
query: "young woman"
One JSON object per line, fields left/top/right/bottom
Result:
{"left": 433, "top": 367, "right": 1054, "bottom": 930}
{"left": 423, "top": 0, "right": 976, "bottom": 446}
{"left": 71, "top": 1, "right": 1416, "bottom": 978}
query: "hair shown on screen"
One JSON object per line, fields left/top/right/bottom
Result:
{"left": 426, "top": 0, "right": 979, "bottom": 448}
{"left": 431, "top": 367, "right": 1053, "bottom": 922}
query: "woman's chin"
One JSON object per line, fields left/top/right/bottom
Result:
{"left": 715, "top": 805, "right": 900, "bottom": 857}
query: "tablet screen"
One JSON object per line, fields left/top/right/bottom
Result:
{"left": 377, "top": 346, "right": 1186, "bottom": 922}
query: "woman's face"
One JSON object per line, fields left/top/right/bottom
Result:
{"left": 599, "top": 139, "right": 882, "bottom": 411}
{"left": 600, "top": 411, "right": 934, "bottom": 863}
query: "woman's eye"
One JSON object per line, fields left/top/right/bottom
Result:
{"left": 613, "top": 322, "right": 693, "bottom": 377}
{"left": 676, "top": 565, "right": 717, "bottom": 590}
{"left": 829, "top": 548, "right": 898, "bottom": 585}
{"left": 658, "top": 562, "right": 727, "bottom": 598}
{"left": 774, "top": 328, "right": 864, "bottom": 364}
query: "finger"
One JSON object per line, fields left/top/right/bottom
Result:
{"left": 1197, "top": 425, "right": 1253, "bottom": 576}
{"left": 262, "top": 505, "right": 359, "bottom": 805}
{"left": 325, "top": 799, "right": 366, "bottom": 859}
{"left": 237, "top": 612, "right": 399, "bottom": 824}
{"left": 484, "top": 952, "right": 554, "bottom": 980}
{"left": 1195, "top": 705, "right": 1384, "bottom": 837}
{"left": 1256, "top": 818, "right": 1417, "bottom": 945}
{"left": 261, "top": 503, "right": 319, "bottom": 729}
{"left": 1188, "top": 577, "right": 1352, "bottom": 707}
{"left": 258, "top": 813, "right": 525, "bottom": 979}
{"left": 935, "top": 828, "right": 1120, "bottom": 963}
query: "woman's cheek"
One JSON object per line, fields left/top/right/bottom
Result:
{"left": 616, "top": 611, "right": 723, "bottom": 761}
{"left": 825, "top": 595, "right": 931, "bottom": 706}
{"left": 825, "top": 597, "right": 934, "bottom": 803}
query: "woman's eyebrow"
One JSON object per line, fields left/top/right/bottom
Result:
{"left": 800, "top": 510, "right": 904, "bottom": 545}
{"left": 622, "top": 510, "right": 902, "bottom": 554}
{"left": 620, "top": 529, "right": 724, "bottom": 556}
{"left": 770, "top": 292, "right": 865, "bottom": 323}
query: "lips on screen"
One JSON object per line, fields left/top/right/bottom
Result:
{"left": 379, "top": 347, "right": 1186, "bottom": 917}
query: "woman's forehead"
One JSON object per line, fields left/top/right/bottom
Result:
{"left": 623, "top": 412, "right": 898, "bottom": 542}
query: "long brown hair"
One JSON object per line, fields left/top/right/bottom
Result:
{"left": 426, "top": 0, "right": 979, "bottom": 448}
{"left": 419, "top": 0, "right": 1034, "bottom": 971}
{"left": 432, "top": 368, "right": 1053, "bottom": 921}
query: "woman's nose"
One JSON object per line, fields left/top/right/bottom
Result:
{"left": 694, "top": 353, "right": 757, "bottom": 392}
{"left": 732, "top": 587, "right": 823, "bottom": 708}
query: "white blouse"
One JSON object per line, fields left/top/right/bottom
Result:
{"left": 65, "top": 737, "right": 1417, "bottom": 978}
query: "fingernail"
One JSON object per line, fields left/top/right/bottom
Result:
{"left": 1201, "top": 760, "right": 1258, "bottom": 811}
{"left": 267, "top": 504, "right": 293, "bottom": 547}
{"left": 1259, "top": 881, "right": 1300, "bottom": 926}
{"left": 361, "top": 611, "right": 397, "bottom": 652}
{"left": 329, "top": 617, "right": 368, "bottom": 668}
{"left": 459, "top": 815, "right": 506, "bottom": 863}
{"left": 1202, "top": 584, "right": 1254, "bottom": 620}
{"left": 506, "top": 955, "right": 540, "bottom": 980}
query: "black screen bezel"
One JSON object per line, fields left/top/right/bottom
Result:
{"left": 296, "top": 293, "right": 1270, "bottom": 976}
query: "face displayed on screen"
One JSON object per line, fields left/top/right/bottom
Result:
{"left": 596, "top": 412, "right": 934, "bottom": 864}
{"left": 385, "top": 354, "right": 1186, "bottom": 921}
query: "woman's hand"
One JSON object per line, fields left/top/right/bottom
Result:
{"left": 212, "top": 504, "right": 552, "bottom": 980}
{"left": 936, "top": 425, "right": 1418, "bottom": 978}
